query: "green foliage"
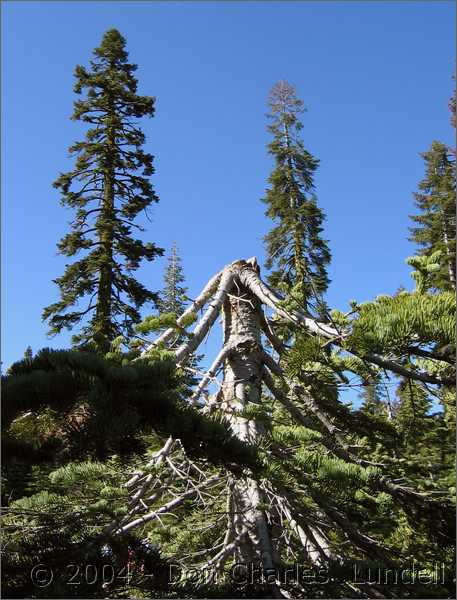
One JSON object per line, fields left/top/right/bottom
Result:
{"left": 262, "top": 80, "right": 331, "bottom": 315}
{"left": 409, "top": 140, "right": 456, "bottom": 292}
{"left": 42, "top": 29, "right": 163, "bottom": 352}
{"left": 407, "top": 251, "right": 446, "bottom": 294}
{"left": 348, "top": 289, "right": 455, "bottom": 355}
{"left": 2, "top": 456, "right": 171, "bottom": 599}
{"left": 272, "top": 424, "right": 322, "bottom": 445}
{"left": 5, "top": 65, "right": 457, "bottom": 600}
{"left": 157, "top": 242, "right": 189, "bottom": 316}
{"left": 135, "top": 313, "right": 180, "bottom": 334}
{"left": 2, "top": 348, "right": 260, "bottom": 471}
{"left": 392, "top": 379, "right": 455, "bottom": 496}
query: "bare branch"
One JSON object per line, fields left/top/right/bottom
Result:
{"left": 190, "top": 343, "right": 234, "bottom": 404}
{"left": 174, "top": 267, "right": 236, "bottom": 364}
{"left": 141, "top": 269, "right": 223, "bottom": 354}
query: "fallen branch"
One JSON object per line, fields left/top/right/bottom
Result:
{"left": 116, "top": 474, "right": 222, "bottom": 534}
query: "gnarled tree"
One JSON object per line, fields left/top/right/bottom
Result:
{"left": 97, "top": 257, "right": 454, "bottom": 598}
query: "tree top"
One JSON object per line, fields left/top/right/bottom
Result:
{"left": 268, "top": 80, "right": 305, "bottom": 116}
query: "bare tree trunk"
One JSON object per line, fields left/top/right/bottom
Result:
{"left": 218, "top": 275, "right": 286, "bottom": 598}
{"left": 112, "top": 257, "right": 445, "bottom": 598}
{"left": 442, "top": 215, "right": 456, "bottom": 289}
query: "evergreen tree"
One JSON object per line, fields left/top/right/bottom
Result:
{"left": 4, "top": 261, "right": 455, "bottom": 599}
{"left": 449, "top": 76, "right": 456, "bottom": 131}
{"left": 5, "top": 68, "right": 456, "bottom": 600}
{"left": 409, "top": 141, "right": 456, "bottom": 291}
{"left": 262, "top": 80, "right": 331, "bottom": 315}
{"left": 42, "top": 29, "right": 163, "bottom": 352}
{"left": 358, "top": 377, "right": 392, "bottom": 419}
{"left": 23, "top": 345, "right": 33, "bottom": 361}
{"left": 1, "top": 348, "right": 261, "bottom": 598}
{"left": 157, "top": 242, "right": 188, "bottom": 316}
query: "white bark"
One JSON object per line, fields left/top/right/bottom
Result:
{"left": 190, "top": 343, "right": 233, "bottom": 404}
{"left": 238, "top": 263, "right": 449, "bottom": 385}
{"left": 145, "top": 436, "right": 176, "bottom": 468}
{"left": 142, "top": 269, "right": 223, "bottom": 355}
{"left": 174, "top": 268, "right": 236, "bottom": 365}
{"left": 237, "top": 265, "right": 340, "bottom": 339}
{"left": 117, "top": 474, "right": 222, "bottom": 534}
{"left": 217, "top": 277, "right": 287, "bottom": 598}
{"left": 120, "top": 258, "right": 431, "bottom": 589}
{"left": 441, "top": 210, "right": 456, "bottom": 289}
{"left": 280, "top": 502, "right": 325, "bottom": 565}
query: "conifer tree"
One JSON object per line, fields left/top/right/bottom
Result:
{"left": 409, "top": 141, "right": 456, "bottom": 291}
{"left": 4, "top": 258, "right": 455, "bottom": 599}
{"left": 449, "top": 77, "right": 456, "bottom": 131}
{"left": 42, "top": 29, "right": 163, "bottom": 352}
{"left": 23, "top": 345, "right": 33, "bottom": 361}
{"left": 262, "top": 80, "right": 331, "bottom": 315}
{"left": 157, "top": 242, "right": 188, "bottom": 316}
{"left": 358, "top": 378, "right": 392, "bottom": 419}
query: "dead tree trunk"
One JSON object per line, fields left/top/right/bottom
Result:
{"left": 217, "top": 269, "right": 285, "bottom": 597}
{"left": 108, "top": 257, "right": 451, "bottom": 598}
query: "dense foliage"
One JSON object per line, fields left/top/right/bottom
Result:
{"left": 262, "top": 81, "right": 331, "bottom": 316}
{"left": 409, "top": 141, "right": 456, "bottom": 291}
{"left": 42, "top": 29, "right": 163, "bottom": 352}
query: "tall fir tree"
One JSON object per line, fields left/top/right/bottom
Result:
{"left": 157, "top": 242, "right": 188, "bottom": 317}
{"left": 262, "top": 80, "right": 331, "bottom": 315}
{"left": 409, "top": 141, "right": 456, "bottom": 291}
{"left": 42, "top": 29, "right": 163, "bottom": 352}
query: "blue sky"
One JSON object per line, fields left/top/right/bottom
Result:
{"left": 2, "top": 1, "right": 455, "bottom": 390}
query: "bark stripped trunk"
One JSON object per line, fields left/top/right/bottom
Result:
{"left": 114, "top": 257, "right": 444, "bottom": 597}
{"left": 218, "top": 266, "right": 285, "bottom": 598}
{"left": 441, "top": 211, "right": 456, "bottom": 289}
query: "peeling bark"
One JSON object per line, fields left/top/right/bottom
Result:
{"left": 217, "top": 277, "right": 287, "bottom": 598}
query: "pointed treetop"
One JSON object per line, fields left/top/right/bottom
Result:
{"left": 158, "top": 242, "right": 188, "bottom": 317}
{"left": 43, "top": 28, "right": 162, "bottom": 352}
{"left": 93, "top": 28, "right": 129, "bottom": 64}
{"left": 268, "top": 80, "right": 306, "bottom": 123}
{"left": 262, "top": 81, "right": 330, "bottom": 314}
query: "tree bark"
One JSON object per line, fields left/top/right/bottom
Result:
{"left": 174, "top": 268, "right": 236, "bottom": 364}
{"left": 94, "top": 86, "right": 117, "bottom": 351}
{"left": 218, "top": 274, "right": 286, "bottom": 598}
{"left": 441, "top": 212, "right": 456, "bottom": 289}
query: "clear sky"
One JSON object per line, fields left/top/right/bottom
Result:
{"left": 2, "top": 1, "right": 455, "bottom": 386}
